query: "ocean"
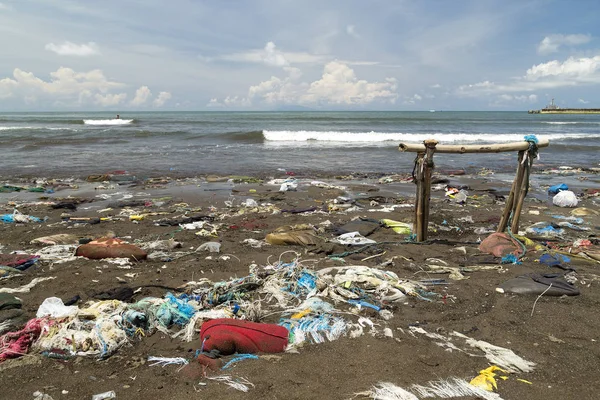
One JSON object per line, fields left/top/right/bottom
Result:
{"left": 1, "top": 111, "right": 599, "bottom": 178}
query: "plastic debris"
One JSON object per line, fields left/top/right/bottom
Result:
{"left": 206, "top": 375, "right": 255, "bottom": 392}
{"left": 30, "top": 234, "right": 79, "bottom": 246}
{"left": 380, "top": 219, "right": 412, "bottom": 234}
{"left": 91, "top": 391, "right": 116, "bottom": 400}
{"left": 148, "top": 356, "right": 189, "bottom": 367}
{"left": 470, "top": 366, "right": 507, "bottom": 392}
{"left": 525, "top": 222, "right": 565, "bottom": 238}
{"left": 36, "top": 297, "right": 78, "bottom": 318}
{"left": 409, "top": 327, "right": 535, "bottom": 373}
{"left": 197, "top": 242, "right": 222, "bottom": 253}
{"left": 548, "top": 183, "right": 568, "bottom": 195}
{"left": 279, "top": 179, "right": 298, "bottom": 192}
{"left": 358, "top": 378, "right": 504, "bottom": 400}
{"left": 1, "top": 210, "right": 42, "bottom": 224}
{"left": 553, "top": 190, "right": 578, "bottom": 207}
{"left": 330, "top": 232, "right": 377, "bottom": 245}
{"left": 0, "top": 277, "right": 56, "bottom": 294}
{"left": 221, "top": 353, "right": 259, "bottom": 370}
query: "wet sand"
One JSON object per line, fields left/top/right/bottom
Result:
{"left": 1, "top": 169, "right": 599, "bottom": 399}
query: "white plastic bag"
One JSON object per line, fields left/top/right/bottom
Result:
{"left": 241, "top": 199, "right": 258, "bottom": 207}
{"left": 197, "top": 242, "right": 221, "bottom": 253}
{"left": 331, "top": 231, "right": 377, "bottom": 245}
{"left": 553, "top": 190, "right": 578, "bottom": 208}
{"left": 279, "top": 180, "right": 298, "bottom": 192}
{"left": 36, "top": 297, "right": 78, "bottom": 318}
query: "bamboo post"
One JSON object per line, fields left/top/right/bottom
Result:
{"left": 510, "top": 154, "right": 532, "bottom": 233}
{"left": 414, "top": 152, "right": 425, "bottom": 241}
{"left": 420, "top": 140, "right": 438, "bottom": 241}
{"left": 497, "top": 150, "right": 527, "bottom": 232}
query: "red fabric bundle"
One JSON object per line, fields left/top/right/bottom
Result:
{"left": 0, "top": 318, "right": 45, "bottom": 362}
{"left": 75, "top": 237, "right": 147, "bottom": 261}
{"left": 478, "top": 233, "right": 522, "bottom": 258}
{"left": 200, "top": 318, "right": 289, "bottom": 355}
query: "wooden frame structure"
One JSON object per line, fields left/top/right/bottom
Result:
{"left": 399, "top": 138, "right": 550, "bottom": 242}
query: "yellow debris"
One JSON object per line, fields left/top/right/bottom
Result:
{"left": 469, "top": 366, "right": 507, "bottom": 392}
{"left": 517, "top": 378, "right": 533, "bottom": 385}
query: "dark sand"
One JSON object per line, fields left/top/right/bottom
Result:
{"left": 1, "top": 170, "right": 599, "bottom": 400}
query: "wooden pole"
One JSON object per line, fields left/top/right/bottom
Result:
{"left": 497, "top": 151, "right": 526, "bottom": 233}
{"left": 510, "top": 154, "right": 532, "bottom": 233}
{"left": 399, "top": 138, "right": 549, "bottom": 154}
{"left": 420, "top": 140, "right": 438, "bottom": 241}
{"left": 414, "top": 152, "right": 425, "bottom": 241}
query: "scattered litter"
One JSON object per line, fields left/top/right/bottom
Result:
{"left": 331, "top": 232, "right": 377, "bottom": 245}
{"left": 91, "top": 391, "right": 116, "bottom": 400}
{"left": 470, "top": 366, "right": 507, "bottom": 392}
{"left": 148, "top": 356, "right": 189, "bottom": 367}
{"left": 197, "top": 242, "right": 221, "bottom": 253}
{"left": 206, "top": 375, "right": 255, "bottom": 392}
{"left": 553, "top": 190, "right": 578, "bottom": 208}
{"left": 0, "top": 277, "right": 56, "bottom": 294}
{"left": 241, "top": 238, "right": 267, "bottom": 248}
{"left": 409, "top": 327, "right": 535, "bottom": 373}
{"left": 36, "top": 297, "right": 78, "bottom": 318}
{"left": 357, "top": 378, "right": 504, "bottom": 400}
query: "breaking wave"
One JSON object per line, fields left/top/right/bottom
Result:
{"left": 262, "top": 130, "right": 595, "bottom": 144}
{"left": 0, "top": 126, "right": 78, "bottom": 131}
{"left": 83, "top": 119, "right": 134, "bottom": 125}
{"left": 543, "top": 122, "right": 580, "bottom": 125}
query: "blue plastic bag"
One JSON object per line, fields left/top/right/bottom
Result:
{"left": 548, "top": 183, "right": 568, "bottom": 195}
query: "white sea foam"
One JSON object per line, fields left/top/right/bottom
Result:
{"left": 0, "top": 126, "right": 33, "bottom": 131}
{"left": 262, "top": 130, "right": 593, "bottom": 144}
{"left": 543, "top": 122, "right": 579, "bottom": 125}
{"left": 83, "top": 119, "right": 134, "bottom": 125}
{"left": 0, "top": 126, "right": 77, "bottom": 131}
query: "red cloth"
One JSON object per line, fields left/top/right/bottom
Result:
{"left": 75, "top": 237, "right": 147, "bottom": 261}
{"left": 479, "top": 233, "right": 522, "bottom": 257}
{"left": 0, "top": 318, "right": 46, "bottom": 362}
{"left": 200, "top": 318, "right": 288, "bottom": 355}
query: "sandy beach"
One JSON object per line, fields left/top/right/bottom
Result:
{"left": 1, "top": 167, "right": 599, "bottom": 400}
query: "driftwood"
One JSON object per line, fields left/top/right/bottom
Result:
{"left": 399, "top": 138, "right": 549, "bottom": 154}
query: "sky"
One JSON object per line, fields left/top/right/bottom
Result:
{"left": 1, "top": 0, "right": 600, "bottom": 111}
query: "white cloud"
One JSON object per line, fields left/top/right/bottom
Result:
{"left": 153, "top": 91, "right": 172, "bottom": 107}
{"left": 497, "top": 94, "right": 537, "bottom": 103}
{"left": 217, "top": 61, "right": 397, "bottom": 107}
{"left": 45, "top": 41, "right": 100, "bottom": 56}
{"left": 525, "top": 56, "right": 600, "bottom": 81}
{"left": 263, "top": 42, "right": 288, "bottom": 67}
{"left": 95, "top": 93, "right": 127, "bottom": 106}
{"left": 458, "top": 55, "right": 600, "bottom": 98}
{"left": 537, "top": 34, "right": 591, "bottom": 55}
{"left": 0, "top": 2, "right": 8, "bottom": 10}
{"left": 206, "top": 98, "right": 223, "bottom": 107}
{"left": 403, "top": 94, "right": 423, "bottom": 105}
{"left": 221, "top": 42, "right": 328, "bottom": 65}
{"left": 0, "top": 67, "right": 172, "bottom": 108}
{"left": 301, "top": 61, "right": 397, "bottom": 105}
{"left": 0, "top": 67, "right": 124, "bottom": 100}
{"left": 130, "top": 86, "right": 152, "bottom": 106}
{"left": 578, "top": 98, "right": 589, "bottom": 104}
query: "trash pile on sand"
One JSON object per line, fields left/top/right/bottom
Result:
{"left": 0, "top": 169, "right": 599, "bottom": 398}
